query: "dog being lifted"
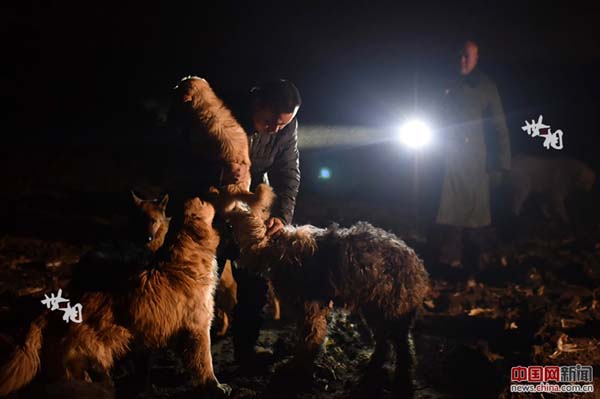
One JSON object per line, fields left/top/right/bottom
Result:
{"left": 170, "top": 76, "right": 251, "bottom": 195}
{"left": 0, "top": 198, "right": 229, "bottom": 398}
{"left": 508, "top": 155, "right": 595, "bottom": 223}
{"left": 211, "top": 184, "right": 430, "bottom": 395}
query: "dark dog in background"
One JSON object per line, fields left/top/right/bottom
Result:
{"left": 507, "top": 155, "right": 595, "bottom": 223}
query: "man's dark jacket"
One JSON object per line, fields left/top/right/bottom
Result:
{"left": 246, "top": 119, "right": 300, "bottom": 224}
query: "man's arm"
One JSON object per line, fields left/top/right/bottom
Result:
{"left": 268, "top": 119, "right": 301, "bottom": 224}
{"left": 486, "top": 82, "right": 512, "bottom": 171}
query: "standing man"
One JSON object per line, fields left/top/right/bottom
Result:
{"left": 230, "top": 79, "right": 301, "bottom": 366}
{"left": 436, "top": 40, "right": 511, "bottom": 269}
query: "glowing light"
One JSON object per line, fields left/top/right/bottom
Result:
{"left": 398, "top": 119, "right": 432, "bottom": 148}
{"left": 318, "top": 168, "right": 331, "bottom": 179}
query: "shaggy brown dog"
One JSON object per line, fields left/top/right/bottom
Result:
{"left": 0, "top": 198, "right": 229, "bottom": 397}
{"left": 212, "top": 185, "right": 430, "bottom": 395}
{"left": 171, "top": 76, "right": 251, "bottom": 194}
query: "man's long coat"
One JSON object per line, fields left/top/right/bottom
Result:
{"left": 436, "top": 68, "right": 511, "bottom": 228}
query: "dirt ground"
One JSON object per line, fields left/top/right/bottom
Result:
{"left": 0, "top": 188, "right": 600, "bottom": 399}
{"left": 0, "top": 177, "right": 599, "bottom": 398}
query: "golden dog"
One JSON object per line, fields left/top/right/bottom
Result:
{"left": 0, "top": 198, "right": 229, "bottom": 397}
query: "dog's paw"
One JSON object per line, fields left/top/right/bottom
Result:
{"left": 213, "top": 383, "right": 232, "bottom": 398}
{"left": 183, "top": 198, "right": 215, "bottom": 223}
{"left": 196, "top": 381, "right": 231, "bottom": 399}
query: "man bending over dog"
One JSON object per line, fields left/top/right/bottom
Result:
{"left": 168, "top": 77, "right": 302, "bottom": 367}
{"left": 229, "top": 79, "right": 302, "bottom": 367}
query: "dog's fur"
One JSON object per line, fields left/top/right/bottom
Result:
{"left": 130, "top": 190, "right": 238, "bottom": 337}
{"left": 213, "top": 260, "right": 237, "bottom": 337}
{"left": 212, "top": 184, "right": 430, "bottom": 394}
{"left": 0, "top": 198, "right": 228, "bottom": 397}
{"left": 508, "top": 155, "right": 595, "bottom": 223}
{"left": 131, "top": 191, "right": 171, "bottom": 253}
{"left": 171, "top": 76, "right": 251, "bottom": 195}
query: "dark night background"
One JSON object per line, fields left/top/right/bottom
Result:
{"left": 9, "top": 1, "right": 600, "bottom": 136}
{"left": 4, "top": 0, "right": 600, "bottom": 232}
{"left": 6, "top": 0, "right": 600, "bottom": 231}
{"left": 3, "top": 2, "right": 600, "bottom": 398}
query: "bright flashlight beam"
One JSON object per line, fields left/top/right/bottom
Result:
{"left": 398, "top": 120, "right": 432, "bottom": 148}
{"left": 297, "top": 126, "right": 382, "bottom": 149}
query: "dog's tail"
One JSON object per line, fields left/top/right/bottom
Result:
{"left": 0, "top": 314, "right": 47, "bottom": 396}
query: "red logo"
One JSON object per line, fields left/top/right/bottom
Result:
{"left": 528, "top": 366, "right": 543, "bottom": 382}
{"left": 544, "top": 366, "right": 560, "bottom": 382}
{"left": 511, "top": 366, "right": 528, "bottom": 382}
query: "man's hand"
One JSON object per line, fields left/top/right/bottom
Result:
{"left": 266, "top": 217, "right": 285, "bottom": 236}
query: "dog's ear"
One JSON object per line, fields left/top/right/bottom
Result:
{"left": 159, "top": 194, "right": 169, "bottom": 211}
{"left": 131, "top": 190, "right": 143, "bottom": 207}
{"left": 208, "top": 186, "right": 220, "bottom": 195}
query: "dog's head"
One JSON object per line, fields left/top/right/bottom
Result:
{"left": 131, "top": 191, "right": 171, "bottom": 252}
{"left": 168, "top": 76, "right": 212, "bottom": 128}
{"left": 183, "top": 197, "right": 216, "bottom": 225}
{"left": 173, "top": 76, "right": 211, "bottom": 106}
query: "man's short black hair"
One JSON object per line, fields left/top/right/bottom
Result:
{"left": 250, "top": 79, "right": 302, "bottom": 114}
{"left": 456, "top": 36, "right": 481, "bottom": 53}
